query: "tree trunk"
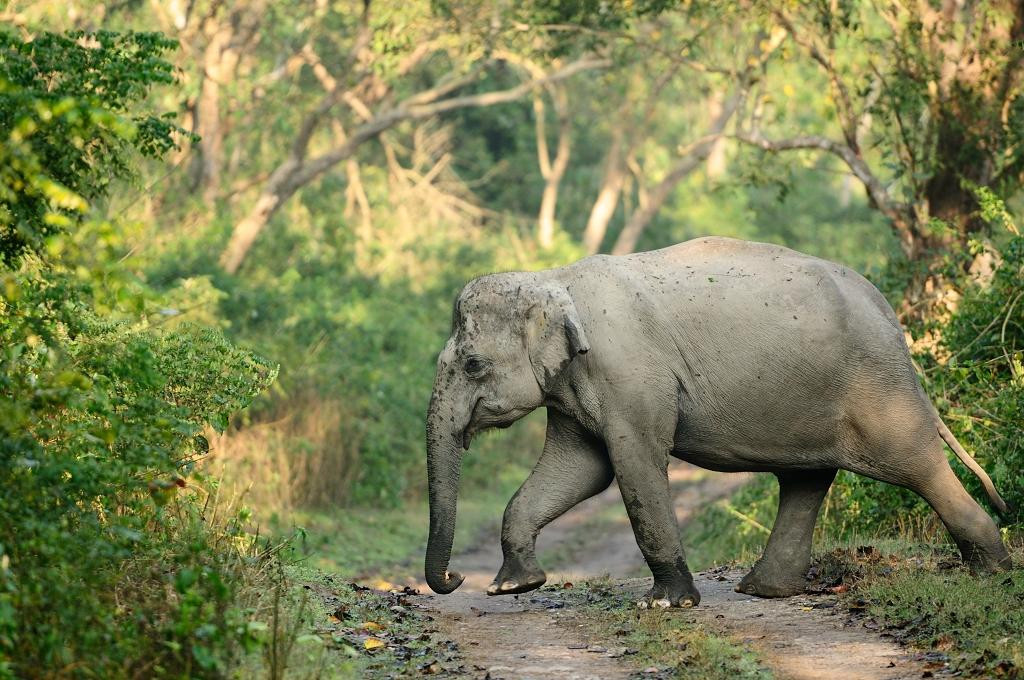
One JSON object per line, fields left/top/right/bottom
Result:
{"left": 610, "top": 30, "right": 784, "bottom": 255}
{"left": 610, "top": 143, "right": 715, "bottom": 255}
{"left": 220, "top": 193, "right": 286, "bottom": 274}
{"left": 610, "top": 90, "right": 745, "bottom": 255}
{"left": 582, "top": 128, "right": 626, "bottom": 254}
{"left": 190, "top": 8, "right": 256, "bottom": 204}
{"left": 536, "top": 85, "right": 571, "bottom": 249}
{"left": 705, "top": 90, "right": 728, "bottom": 180}
{"left": 194, "top": 63, "right": 224, "bottom": 201}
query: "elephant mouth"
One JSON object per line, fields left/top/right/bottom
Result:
{"left": 461, "top": 396, "right": 483, "bottom": 450}
{"left": 462, "top": 401, "right": 533, "bottom": 451}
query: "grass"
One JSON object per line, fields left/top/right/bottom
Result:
{"left": 550, "top": 578, "right": 772, "bottom": 680}
{"left": 680, "top": 475, "right": 775, "bottom": 572}
{"left": 813, "top": 541, "right": 1024, "bottom": 678}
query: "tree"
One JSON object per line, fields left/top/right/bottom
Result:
{"left": 609, "top": 27, "right": 784, "bottom": 254}
{"left": 218, "top": 53, "right": 607, "bottom": 272}
{"left": 215, "top": 1, "right": 610, "bottom": 273}
{"left": 0, "top": 29, "right": 182, "bottom": 264}
{"left": 737, "top": 0, "right": 1024, "bottom": 310}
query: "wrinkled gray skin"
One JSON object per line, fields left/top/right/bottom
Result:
{"left": 424, "top": 237, "right": 1011, "bottom": 607}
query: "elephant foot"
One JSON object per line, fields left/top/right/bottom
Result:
{"left": 961, "top": 541, "right": 1012, "bottom": 574}
{"left": 735, "top": 564, "right": 806, "bottom": 598}
{"left": 487, "top": 555, "right": 546, "bottom": 596}
{"left": 637, "top": 569, "right": 701, "bottom": 609}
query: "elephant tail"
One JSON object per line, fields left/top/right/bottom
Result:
{"left": 936, "top": 418, "right": 1009, "bottom": 517}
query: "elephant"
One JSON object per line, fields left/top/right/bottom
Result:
{"left": 424, "top": 236, "right": 1011, "bottom": 608}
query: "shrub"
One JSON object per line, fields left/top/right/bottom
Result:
{"left": 0, "top": 28, "right": 286, "bottom": 677}
{"left": 0, "top": 268, "right": 277, "bottom": 676}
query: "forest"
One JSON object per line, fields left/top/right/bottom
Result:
{"left": 1, "top": 0, "right": 1022, "bottom": 678}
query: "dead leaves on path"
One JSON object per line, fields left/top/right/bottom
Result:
{"left": 305, "top": 577, "right": 466, "bottom": 674}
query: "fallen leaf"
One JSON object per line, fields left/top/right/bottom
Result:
{"left": 364, "top": 637, "right": 385, "bottom": 650}
{"left": 829, "top": 584, "right": 849, "bottom": 594}
{"left": 562, "top": 582, "right": 573, "bottom": 589}
{"left": 360, "top": 621, "right": 384, "bottom": 631}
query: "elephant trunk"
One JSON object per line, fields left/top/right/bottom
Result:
{"left": 424, "top": 393, "right": 466, "bottom": 594}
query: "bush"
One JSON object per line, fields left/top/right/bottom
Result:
{"left": 0, "top": 268, "right": 278, "bottom": 676}
{"left": 0, "top": 28, "right": 292, "bottom": 677}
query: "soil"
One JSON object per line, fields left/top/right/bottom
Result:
{"left": 401, "top": 463, "right": 937, "bottom": 679}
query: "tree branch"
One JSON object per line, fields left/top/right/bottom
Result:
{"left": 733, "top": 132, "right": 916, "bottom": 250}
{"left": 219, "top": 54, "right": 610, "bottom": 272}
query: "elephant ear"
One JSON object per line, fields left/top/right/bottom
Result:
{"left": 521, "top": 283, "right": 590, "bottom": 392}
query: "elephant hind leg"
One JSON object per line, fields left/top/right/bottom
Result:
{"left": 489, "top": 410, "right": 614, "bottom": 596}
{"left": 849, "top": 433, "right": 1010, "bottom": 572}
{"left": 924, "top": 463, "right": 1011, "bottom": 572}
{"left": 737, "top": 468, "right": 837, "bottom": 598}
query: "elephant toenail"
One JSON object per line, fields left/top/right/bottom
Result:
{"left": 680, "top": 598, "right": 694, "bottom": 608}
{"left": 637, "top": 600, "right": 649, "bottom": 609}
{"left": 653, "top": 598, "right": 671, "bottom": 608}
{"left": 501, "top": 580, "right": 517, "bottom": 591}
{"left": 487, "top": 584, "right": 499, "bottom": 594}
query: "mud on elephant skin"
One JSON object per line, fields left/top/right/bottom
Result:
{"left": 423, "top": 236, "right": 1012, "bottom": 607}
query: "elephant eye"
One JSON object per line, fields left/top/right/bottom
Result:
{"left": 464, "top": 357, "right": 489, "bottom": 377}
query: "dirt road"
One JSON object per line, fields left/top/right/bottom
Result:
{"left": 409, "top": 464, "right": 935, "bottom": 680}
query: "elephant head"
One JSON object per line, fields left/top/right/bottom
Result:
{"left": 424, "top": 272, "right": 590, "bottom": 594}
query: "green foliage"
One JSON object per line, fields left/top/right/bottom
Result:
{"left": 0, "top": 29, "right": 183, "bottom": 264}
{"left": 0, "top": 26, "right": 286, "bottom": 678}
{"left": 0, "top": 258, "right": 278, "bottom": 678}
{"left": 930, "top": 248, "right": 1024, "bottom": 520}
{"left": 822, "top": 544, "right": 1024, "bottom": 678}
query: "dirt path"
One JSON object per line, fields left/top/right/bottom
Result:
{"left": 409, "top": 463, "right": 933, "bottom": 679}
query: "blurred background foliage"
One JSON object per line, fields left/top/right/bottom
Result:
{"left": 1, "top": 0, "right": 1023, "bottom": 675}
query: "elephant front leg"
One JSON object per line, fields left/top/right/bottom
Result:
{"left": 489, "top": 411, "right": 614, "bottom": 596}
{"left": 737, "top": 469, "right": 837, "bottom": 598}
{"left": 608, "top": 425, "right": 700, "bottom": 608}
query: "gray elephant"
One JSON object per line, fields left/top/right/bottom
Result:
{"left": 424, "top": 236, "right": 1010, "bottom": 607}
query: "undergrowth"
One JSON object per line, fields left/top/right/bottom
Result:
{"left": 811, "top": 543, "right": 1024, "bottom": 678}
